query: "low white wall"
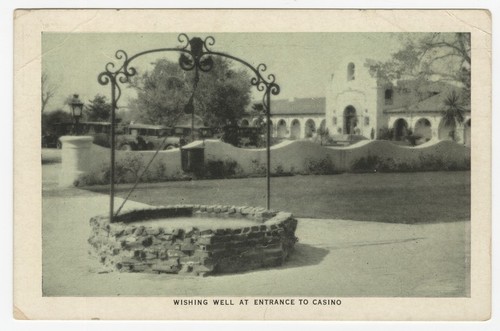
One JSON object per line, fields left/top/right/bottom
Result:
{"left": 325, "top": 139, "right": 471, "bottom": 171}
{"left": 204, "top": 139, "right": 470, "bottom": 173}
{"left": 86, "top": 144, "right": 183, "bottom": 177}
{"left": 73, "top": 138, "right": 470, "bottom": 185}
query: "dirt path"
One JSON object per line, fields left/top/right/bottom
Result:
{"left": 42, "top": 190, "right": 470, "bottom": 297}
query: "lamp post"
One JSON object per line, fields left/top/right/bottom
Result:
{"left": 70, "top": 94, "right": 84, "bottom": 135}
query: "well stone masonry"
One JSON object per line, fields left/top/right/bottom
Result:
{"left": 88, "top": 205, "right": 298, "bottom": 276}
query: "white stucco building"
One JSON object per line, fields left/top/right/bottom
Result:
{"left": 243, "top": 56, "right": 471, "bottom": 146}
{"left": 326, "top": 56, "right": 471, "bottom": 145}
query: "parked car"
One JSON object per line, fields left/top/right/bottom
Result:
{"left": 196, "top": 127, "right": 216, "bottom": 140}
{"left": 41, "top": 133, "right": 61, "bottom": 148}
{"left": 42, "top": 121, "right": 120, "bottom": 148}
{"left": 117, "top": 124, "right": 185, "bottom": 151}
{"left": 221, "top": 125, "right": 262, "bottom": 147}
{"left": 172, "top": 125, "right": 216, "bottom": 144}
{"left": 81, "top": 122, "right": 117, "bottom": 148}
{"left": 42, "top": 122, "right": 73, "bottom": 148}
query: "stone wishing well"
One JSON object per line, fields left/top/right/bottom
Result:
{"left": 89, "top": 34, "right": 294, "bottom": 277}
{"left": 89, "top": 205, "right": 298, "bottom": 276}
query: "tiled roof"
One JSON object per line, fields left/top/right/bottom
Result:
{"left": 270, "top": 97, "right": 326, "bottom": 115}
{"left": 408, "top": 88, "right": 470, "bottom": 112}
{"left": 384, "top": 81, "right": 470, "bottom": 113}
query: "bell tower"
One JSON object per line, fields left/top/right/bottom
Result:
{"left": 326, "top": 56, "right": 380, "bottom": 138}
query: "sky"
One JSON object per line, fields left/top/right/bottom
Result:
{"left": 42, "top": 32, "right": 410, "bottom": 113}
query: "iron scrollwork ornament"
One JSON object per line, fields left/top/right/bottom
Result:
{"left": 98, "top": 34, "right": 280, "bottom": 113}
{"left": 98, "top": 34, "right": 280, "bottom": 220}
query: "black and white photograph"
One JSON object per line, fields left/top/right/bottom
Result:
{"left": 13, "top": 9, "right": 491, "bottom": 321}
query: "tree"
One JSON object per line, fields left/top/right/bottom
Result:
{"left": 128, "top": 59, "right": 190, "bottom": 126}
{"left": 85, "top": 94, "right": 112, "bottom": 121}
{"left": 41, "top": 71, "right": 57, "bottom": 113}
{"left": 41, "top": 109, "right": 72, "bottom": 134}
{"left": 127, "top": 57, "right": 252, "bottom": 127}
{"left": 195, "top": 57, "right": 252, "bottom": 127}
{"left": 366, "top": 33, "right": 471, "bottom": 99}
{"left": 249, "top": 103, "right": 265, "bottom": 129}
{"left": 442, "top": 90, "right": 466, "bottom": 126}
{"left": 441, "top": 89, "right": 466, "bottom": 141}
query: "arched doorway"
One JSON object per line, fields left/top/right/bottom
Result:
{"left": 438, "top": 118, "right": 457, "bottom": 141}
{"left": 305, "top": 119, "right": 316, "bottom": 138}
{"left": 290, "top": 119, "right": 301, "bottom": 139}
{"left": 393, "top": 118, "right": 409, "bottom": 141}
{"left": 277, "top": 119, "right": 287, "bottom": 138}
{"left": 343, "top": 106, "right": 358, "bottom": 134}
{"left": 240, "top": 119, "right": 249, "bottom": 127}
{"left": 414, "top": 118, "right": 432, "bottom": 141}
{"left": 463, "top": 119, "right": 471, "bottom": 146}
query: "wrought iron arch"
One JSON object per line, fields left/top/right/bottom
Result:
{"left": 98, "top": 34, "right": 280, "bottom": 221}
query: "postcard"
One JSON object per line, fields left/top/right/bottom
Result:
{"left": 14, "top": 9, "right": 491, "bottom": 320}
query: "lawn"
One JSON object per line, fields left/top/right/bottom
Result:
{"left": 87, "top": 171, "right": 470, "bottom": 224}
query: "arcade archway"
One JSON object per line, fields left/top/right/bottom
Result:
{"left": 305, "top": 119, "right": 316, "bottom": 138}
{"left": 277, "top": 119, "right": 287, "bottom": 138}
{"left": 414, "top": 118, "right": 432, "bottom": 141}
{"left": 393, "top": 118, "right": 409, "bottom": 141}
{"left": 290, "top": 119, "right": 301, "bottom": 139}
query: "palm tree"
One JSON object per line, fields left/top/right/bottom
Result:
{"left": 441, "top": 90, "right": 466, "bottom": 141}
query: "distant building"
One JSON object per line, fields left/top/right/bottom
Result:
{"left": 326, "top": 56, "right": 471, "bottom": 145}
{"left": 242, "top": 56, "right": 471, "bottom": 145}
{"left": 240, "top": 97, "right": 326, "bottom": 140}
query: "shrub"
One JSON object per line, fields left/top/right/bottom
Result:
{"left": 378, "top": 126, "right": 394, "bottom": 140}
{"left": 75, "top": 154, "right": 186, "bottom": 186}
{"left": 203, "top": 158, "right": 240, "bottom": 179}
{"left": 141, "top": 161, "right": 169, "bottom": 182}
{"left": 304, "top": 157, "right": 337, "bottom": 175}
{"left": 272, "top": 163, "right": 293, "bottom": 177}
{"left": 121, "top": 154, "right": 145, "bottom": 182}
{"left": 251, "top": 159, "right": 267, "bottom": 175}
{"left": 274, "top": 164, "right": 285, "bottom": 175}
{"left": 351, "top": 154, "right": 471, "bottom": 173}
{"left": 351, "top": 155, "right": 380, "bottom": 172}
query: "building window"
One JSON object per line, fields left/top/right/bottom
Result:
{"left": 385, "top": 88, "right": 393, "bottom": 105}
{"left": 333, "top": 116, "right": 337, "bottom": 125}
{"left": 364, "top": 117, "right": 370, "bottom": 126}
{"left": 347, "top": 63, "right": 355, "bottom": 81}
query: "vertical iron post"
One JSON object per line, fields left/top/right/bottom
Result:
{"left": 190, "top": 66, "right": 199, "bottom": 143}
{"left": 109, "top": 80, "right": 116, "bottom": 222}
{"left": 266, "top": 88, "right": 271, "bottom": 210}
{"left": 191, "top": 111, "right": 195, "bottom": 142}
{"left": 74, "top": 117, "right": 80, "bottom": 135}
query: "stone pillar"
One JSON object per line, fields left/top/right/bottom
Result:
{"left": 432, "top": 128, "right": 439, "bottom": 139}
{"left": 58, "top": 136, "right": 94, "bottom": 187}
